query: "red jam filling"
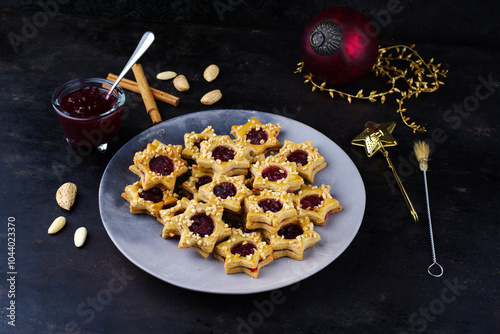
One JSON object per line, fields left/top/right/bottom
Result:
{"left": 300, "top": 195, "right": 323, "bottom": 209}
{"left": 278, "top": 223, "right": 304, "bottom": 239}
{"left": 257, "top": 198, "right": 283, "bottom": 212}
{"left": 149, "top": 156, "right": 174, "bottom": 176}
{"left": 60, "top": 86, "right": 117, "bottom": 117}
{"left": 195, "top": 175, "right": 213, "bottom": 190}
{"left": 287, "top": 150, "right": 309, "bottom": 166}
{"left": 262, "top": 166, "right": 287, "bottom": 181}
{"left": 139, "top": 187, "right": 163, "bottom": 203}
{"left": 231, "top": 242, "right": 256, "bottom": 256}
{"left": 212, "top": 146, "right": 236, "bottom": 162}
{"left": 213, "top": 182, "right": 237, "bottom": 199}
{"left": 194, "top": 139, "right": 205, "bottom": 150}
{"left": 246, "top": 128, "right": 268, "bottom": 145}
{"left": 189, "top": 213, "right": 214, "bottom": 236}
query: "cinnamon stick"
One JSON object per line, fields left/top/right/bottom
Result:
{"left": 106, "top": 73, "right": 180, "bottom": 107}
{"left": 131, "top": 63, "right": 162, "bottom": 124}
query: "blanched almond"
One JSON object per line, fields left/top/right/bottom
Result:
{"left": 156, "top": 71, "right": 177, "bottom": 80}
{"left": 203, "top": 64, "right": 219, "bottom": 82}
{"left": 173, "top": 75, "right": 190, "bottom": 92}
{"left": 56, "top": 182, "right": 77, "bottom": 211}
{"left": 74, "top": 227, "right": 87, "bottom": 248}
{"left": 48, "top": 216, "right": 66, "bottom": 234}
{"left": 200, "top": 89, "right": 222, "bottom": 105}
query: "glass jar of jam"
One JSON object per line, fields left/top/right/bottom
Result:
{"left": 52, "top": 78, "right": 125, "bottom": 152}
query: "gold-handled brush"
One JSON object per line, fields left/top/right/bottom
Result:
{"left": 414, "top": 141, "right": 443, "bottom": 277}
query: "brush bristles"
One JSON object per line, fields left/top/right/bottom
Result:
{"left": 413, "top": 141, "right": 430, "bottom": 171}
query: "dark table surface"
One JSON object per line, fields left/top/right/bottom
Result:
{"left": 1, "top": 7, "right": 499, "bottom": 334}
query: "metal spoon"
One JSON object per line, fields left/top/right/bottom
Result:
{"left": 106, "top": 31, "right": 155, "bottom": 99}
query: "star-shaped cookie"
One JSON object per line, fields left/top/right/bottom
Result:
{"left": 230, "top": 117, "right": 282, "bottom": 156}
{"left": 214, "top": 229, "right": 274, "bottom": 278}
{"left": 261, "top": 217, "right": 320, "bottom": 261}
{"left": 121, "top": 181, "right": 178, "bottom": 218}
{"left": 130, "top": 139, "right": 188, "bottom": 191}
{"left": 174, "top": 200, "right": 230, "bottom": 258}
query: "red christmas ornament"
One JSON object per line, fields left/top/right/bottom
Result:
{"left": 300, "top": 7, "right": 379, "bottom": 86}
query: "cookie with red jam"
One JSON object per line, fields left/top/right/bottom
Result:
{"left": 130, "top": 139, "right": 188, "bottom": 191}
{"left": 196, "top": 135, "right": 251, "bottom": 176}
{"left": 275, "top": 140, "right": 326, "bottom": 183}
{"left": 121, "top": 181, "right": 178, "bottom": 218}
{"left": 230, "top": 117, "right": 282, "bottom": 156}
{"left": 243, "top": 189, "right": 297, "bottom": 233}
{"left": 159, "top": 197, "right": 191, "bottom": 238}
{"left": 180, "top": 165, "right": 214, "bottom": 201}
{"left": 181, "top": 126, "right": 217, "bottom": 161}
{"left": 214, "top": 229, "right": 274, "bottom": 278}
{"left": 197, "top": 173, "right": 252, "bottom": 214}
{"left": 174, "top": 200, "right": 231, "bottom": 258}
{"left": 249, "top": 155, "right": 304, "bottom": 193}
{"left": 261, "top": 217, "right": 320, "bottom": 261}
{"left": 294, "top": 185, "right": 342, "bottom": 226}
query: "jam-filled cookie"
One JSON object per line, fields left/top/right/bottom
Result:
{"left": 230, "top": 117, "right": 282, "bottom": 156}
{"left": 175, "top": 200, "right": 231, "bottom": 258}
{"left": 243, "top": 189, "right": 297, "bottom": 233}
{"left": 294, "top": 184, "right": 342, "bottom": 226}
{"left": 275, "top": 140, "right": 326, "bottom": 183}
{"left": 130, "top": 139, "right": 188, "bottom": 191}
{"left": 261, "top": 217, "right": 320, "bottom": 261}
{"left": 181, "top": 126, "right": 217, "bottom": 161}
{"left": 158, "top": 197, "right": 191, "bottom": 238}
{"left": 180, "top": 165, "right": 214, "bottom": 201}
{"left": 214, "top": 229, "right": 273, "bottom": 278}
{"left": 197, "top": 173, "right": 252, "bottom": 214}
{"left": 250, "top": 155, "right": 304, "bottom": 193}
{"left": 121, "top": 181, "right": 178, "bottom": 218}
{"left": 196, "top": 135, "right": 251, "bottom": 176}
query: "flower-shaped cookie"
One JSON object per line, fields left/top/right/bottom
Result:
{"left": 181, "top": 126, "right": 217, "bottom": 161}
{"left": 230, "top": 117, "right": 282, "bottom": 156}
{"left": 130, "top": 139, "right": 188, "bottom": 191}
{"left": 261, "top": 217, "right": 320, "bottom": 261}
{"left": 274, "top": 140, "right": 326, "bottom": 183}
{"left": 121, "top": 181, "right": 178, "bottom": 218}
{"left": 250, "top": 155, "right": 304, "bottom": 193}
{"left": 175, "top": 200, "right": 231, "bottom": 258}
{"left": 180, "top": 165, "right": 214, "bottom": 201}
{"left": 294, "top": 184, "right": 342, "bottom": 226}
{"left": 243, "top": 190, "right": 297, "bottom": 233}
{"left": 197, "top": 173, "right": 252, "bottom": 214}
{"left": 158, "top": 197, "right": 191, "bottom": 238}
{"left": 214, "top": 229, "right": 273, "bottom": 278}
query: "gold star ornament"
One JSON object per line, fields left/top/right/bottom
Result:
{"left": 351, "top": 121, "right": 397, "bottom": 157}
{"left": 351, "top": 121, "right": 418, "bottom": 222}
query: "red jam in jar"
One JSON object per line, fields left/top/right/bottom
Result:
{"left": 60, "top": 86, "right": 117, "bottom": 118}
{"left": 52, "top": 78, "right": 125, "bottom": 150}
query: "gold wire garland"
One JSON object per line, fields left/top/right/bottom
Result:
{"left": 295, "top": 44, "right": 448, "bottom": 132}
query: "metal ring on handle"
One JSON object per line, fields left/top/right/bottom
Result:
{"left": 428, "top": 262, "right": 444, "bottom": 277}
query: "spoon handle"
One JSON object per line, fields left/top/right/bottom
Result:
{"left": 106, "top": 31, "right": 155, "bottom": 99}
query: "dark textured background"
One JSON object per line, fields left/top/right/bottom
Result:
{"left": 3, "top": 0, "right": 500, "bottom": 47}
{"left": 0, "top": 1, "right": 499, "bottom": 334}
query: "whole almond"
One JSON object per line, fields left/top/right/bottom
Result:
{"left": 203, "top": 64, "right": 219, "bottom": 82}
{"left": 56, "top": 182, "right": 77, "bottom": 211}
{"left": 48, "top": 216, "right": 66, "bottom": 234}
{"left": 74, "top": 227, "right": 87, "bottom": 248}
{"left": 156, "top": 71, "right": 177, "bottom": 80}
{"left": 200, "top": 89, "right": 222, "bottom": 105}
{"left": 173, "top": 74, "right": 190, "bottom": 92}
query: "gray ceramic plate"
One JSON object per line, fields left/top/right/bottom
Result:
{"left": 99, "top": 110, "right": 365, "bottom": 294}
